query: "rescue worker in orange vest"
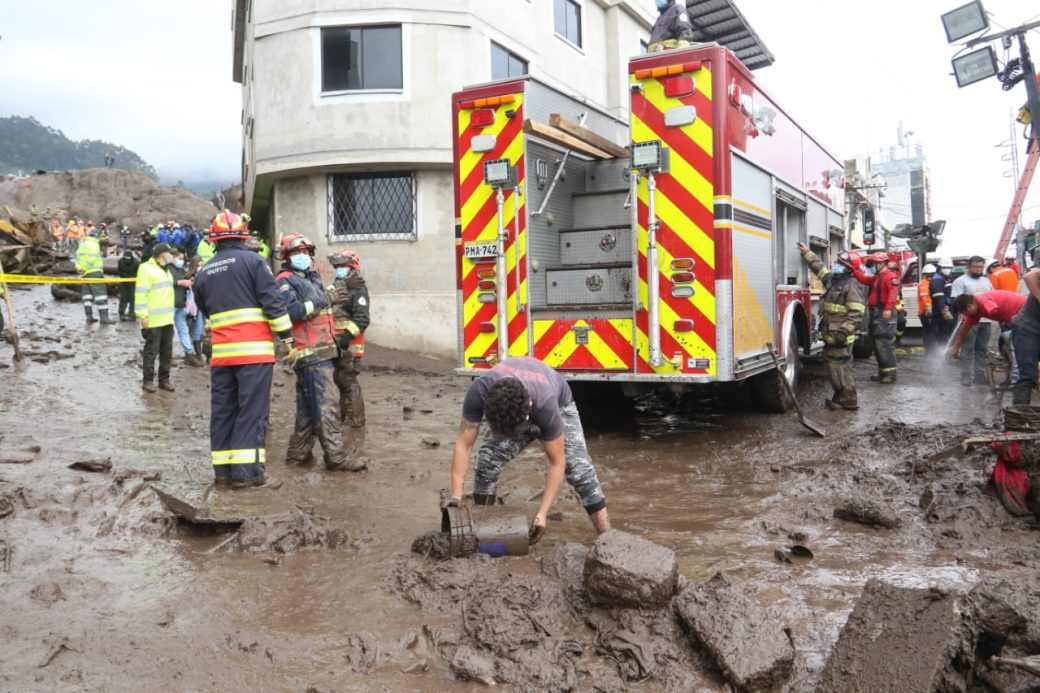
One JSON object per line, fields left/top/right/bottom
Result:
{"left": 918, "top": 263, "right": 937, "bottom": 352}
{"left": 798, "top": 243, "right": 866, "bottom": 411}
{"left": 327, "top": 248, "right": 369, "bottom": 428}
{"left": 648, "top": 0, "right": 695, "bottom": 52}
{"left": 853, "top": 251, "right": 900, "bottom": 383}
{"left": 276, "top": 234, "right": 365, "bottom": 472}
{"left": 192, "top": 211, "right": 294, "bottom": 488}
{"left": 989, "top": 260, "right": 1019, "bottom": 293}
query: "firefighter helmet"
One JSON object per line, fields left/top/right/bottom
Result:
{"left": 209, "top": 210, "right": 249, "bottom": 241}
{"left": 279, "top": 233, "right": 315, "bottom": 261}
{"left": 837, "top": 250, "right": 861, "bottom": 271}
{"left": 328, "top": 248, "right": 361, "bottom": 270}
{"left": 869, "top": 252, "right": 889, "bottom": 263}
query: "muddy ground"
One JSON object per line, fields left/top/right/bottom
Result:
{"left": 2, "top": 283, "right": 1040, "bottom": 691}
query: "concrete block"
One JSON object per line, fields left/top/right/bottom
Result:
{"left": 817, "top": 579, "right": 975, "bottom": 693}
{"left": 673, "top": 572, "right": 793, "bottom": 691}
{"left": 583, "top": 529, "right": 678, "bottom": 608}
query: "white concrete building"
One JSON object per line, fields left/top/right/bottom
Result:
{"left": 231, "top": 0, "right": 771, "bottom": 358}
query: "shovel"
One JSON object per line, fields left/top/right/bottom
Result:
{"left": 766, "top": 343, "right": 826, "bottom": 437}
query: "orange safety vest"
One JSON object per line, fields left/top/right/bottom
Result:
{"left": 917, "top": 279, "right": 932, "bottom": 315}
{"left": 990, "top": 266, "right": 1018, "bottom": 292}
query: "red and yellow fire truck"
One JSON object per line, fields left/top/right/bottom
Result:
{"left": 451, "top": 44, "right": 846, "bottom": 410}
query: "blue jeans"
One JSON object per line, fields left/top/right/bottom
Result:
{"left": 174, "top": 308, "right": 196, "bottom": 354}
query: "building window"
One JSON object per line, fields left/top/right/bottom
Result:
{"left": 321, "top": 25, "right": 402, "bottom": 92}
{"left": 639, "top": 40, "right": 649, "bottom": 55}
{"left": 554, "top": 0, "right": 582, "bottom": 48}
{"left": 491, "top": 42, "right": 528, "bottom": 80}
{"left": 328, "top": 172, "right": 416, "bottom": 241}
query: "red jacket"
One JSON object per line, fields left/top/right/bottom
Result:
{"left": 853, "top": 267, "right": 900, "bottom": 310}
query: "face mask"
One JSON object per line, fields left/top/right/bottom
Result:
{"left": 290, "top": 254, "right": 312, "bottom": 271}
{"left": 158, "top": 254, "right": 170, "bottom": 266}
{"left": 865, "top": 266, "right": 876, "bottom": 276}
{"left": 655, "top": 0, "right": 668, "bottom": 9}
{"left": 173, "top": 258, "right": 185, "bottom": 269}
{"left": 334, "top": 267, "right": 349, "bottom": 279}
{"left": 831, "top": 262, "right": 846, "bottom": 274}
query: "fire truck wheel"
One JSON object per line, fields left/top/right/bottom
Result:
{"left": 751, "top": 329, "right": 799, "bottom": 413}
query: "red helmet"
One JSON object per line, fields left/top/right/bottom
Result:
{"left": 837, "top": 250, "right": 862, "bottom": 271}
{"left": 279, "top": 233, "right": 315, "bottom": 261}
{"left": 328, "top": 248, "right": 361, "bottom": 270}
{"left": 209, "top": 210, "right": 249, "bottom": 241}
{"left": 869, "top": 252, "right": 889, "bottom": 263}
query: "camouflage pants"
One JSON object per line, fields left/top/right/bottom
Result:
{"left": 473, "top": 403, "right": 606, "bottom": 514}
{"left": 287, "top": 360, "right": 347, "bottom": 468}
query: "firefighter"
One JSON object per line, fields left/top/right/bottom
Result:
{"left": 75, "top": 225, "right": 115, "bottom": 325}
{"left": 276, "top": 234, "right": 364, "bottom": 472}
{"left": 327, "top": 248, "right": 369, "bottom": 428}
{"left": 648, "top": 0, "right": 695, "bottom": 52}
{"left": 854, "top": 252, "right": 900, "bottom": 383}
{"left": 918, "top": 263, "right": 936, "bottom": 352}
{"left": 797, "top": 243, "right": 866, "bottom": 410}
{"left": 135, "top": 243, "right": 176, "bottom": 393}
{"left": 192, "top": 211, "right": 295, "bottom": 488}
{"left": 448, "top": 356, "right": 610, "bottom": 543}
{"left": 931, "top": 260, "right": 956, "bottom": 344}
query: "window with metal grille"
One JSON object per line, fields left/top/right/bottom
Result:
{"left": 554, "top": 0, "right": 582, "bottom": 48}
{"left": 328, "top": 172, "right": 416, "bottom": 242}
{"left": 321, "top": 25, "right": 402, "bottom": 92}
{"left": 491, "top": 42, "right": 527, "bottom": 80}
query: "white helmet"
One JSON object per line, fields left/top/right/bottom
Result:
{"left": 922, "top": 263, "right": 937, "bottom": 274}
{"left": 937, "top": 258, "right": 953, "bottom": 270}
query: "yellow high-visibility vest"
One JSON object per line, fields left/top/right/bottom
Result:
{"left": 134, "top": 259, "right": 175, "bottom": 327}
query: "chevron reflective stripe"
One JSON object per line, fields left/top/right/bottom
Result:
{"left": 211, "top": 341, "right": 276, "bottom": 359}
{"left": 211, "top": 448, "right": 266, "bottom": 466}
{"left": 455, "top": 89, "right": 527, "bottom": 367}
{"left": 532, "top": 319, "right": 640, "bottom": 371}
{"left": 631, "top": 61, "right": 716, "bottom": 375}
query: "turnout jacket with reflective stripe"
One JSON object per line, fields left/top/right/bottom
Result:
{"left": 193, "top": 241, "right": 292, "bottom": 366}
{"left": 802, "top": 249, "right": 866, "bottom": 344}
{"left": 134, "top": 259, "right": 175, "bottom": 327}
{"left": 276, "top": 266, "right": 338, "bottom": 366}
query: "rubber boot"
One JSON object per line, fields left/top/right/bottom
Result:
{"left": 193, "top": 340, "right": 206, "bottom": 363}
{"left": 184, "top": 352, "right": 205, "bottom": 367}
{"left": 85, "top": 305, "right": 98, "bottom": 323}
{"left": 99, "top": 309, "right": 116, "bottom": 325}
{"left": 1012, "top": 385, "right": 1032, "bottom": 405}
{"left": 472, "top": 493, "right": 497, "bottom": 506}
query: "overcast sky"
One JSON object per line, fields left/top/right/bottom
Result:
{"left": 2, "top": 1, "right": 1039, "bottom": 256}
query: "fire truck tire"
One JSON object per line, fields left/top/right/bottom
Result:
{"left": 751, "top": 328, "right": 799, "bottom": 413}
{"left": 852, "top": 332, "right": 874, "bottom": 359}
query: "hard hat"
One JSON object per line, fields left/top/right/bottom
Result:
{"left": 837, "top": 250, "right": 862, "bottom": 271}
{"left": 209, "top": 210, "right": 249, "bottom": 241}
{"left": 869, "top": 252, "right": 888, "bottom": 263}
{"left": 938, "top": 258, "right": 953, "bottom": 269}
{"left": 986, "top": 260, "right": 1002, "bottom": 272}
{"left": 922, "top": 263, "right": 938, "bottom": 274}
{"left": 328, "top": 248, "right": 361, "bottom": 270}
{"left": 279, "top": 232, "right": 315, "bottom": 260}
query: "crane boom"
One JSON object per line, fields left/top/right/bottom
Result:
{"left": 995, "top": 138, "right": 1040, "bottom": 259}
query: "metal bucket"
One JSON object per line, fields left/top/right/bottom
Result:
{"left": 1003, "top": 405, "right": 1040, "bottom": 432}
{"left": 441, "top": 505, "right": 529, "bottom": 558}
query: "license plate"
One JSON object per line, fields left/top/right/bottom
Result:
{"left": 464, "top": 242, "right": 497, "bottom": 259}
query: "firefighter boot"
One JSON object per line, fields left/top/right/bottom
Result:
{"left": 1012, "top": 385, "right": 1032, "bottom": 406}
{"left": 98, "top": 309, "right": 116, "bottom": 325}
{"left": 85, "top": 305, "right": 98, "bottom": 324}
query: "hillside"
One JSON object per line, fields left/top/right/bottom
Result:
{"left": 0, "top": 115, "right": 156, "bottom": 179}
{"left": 0, "top": 168, "right": 220, "bottom": 231}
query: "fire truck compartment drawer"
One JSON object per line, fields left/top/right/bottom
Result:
{"left": 572, "top": 191, "right": 630, "bottom": 229}
{"left": 560, "top": 227, "right": 631, "bottom": 266}
{"left": 546, "top": 266, "right": 632, "bottom": 305}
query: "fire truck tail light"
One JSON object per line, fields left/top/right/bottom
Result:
{"left": 471, "top": 134, "right": 497, "bottom": 153}
{"left": 476, "top": 268, "right": 497, "bottom": 279}
{"left": 478, "top": 280, "right": 496, "bottom": 290}
{"left": 470, "top": 109, "right": 495, "bottom": 128}
{"left": 634, "top": 61, "right": 702, "bottom": 80}
{"left": 663, "top": 77, "right": 694, "bottom": 98}
{"left": 477, "top": 292, "right": 497, "bottom": 304}
{"left": 670, "top": 258, "right": 695, "bottom": 270}
{"left": 664, "top": 106, "right": 696, "bottom": 128}
{"left": 671, "top": 286, "right": 695, "bottom": 299}
{"left": 673, "top": 319, "right": 695, "bottom": 332}
{"left": 459, "top": 94, "right": 516, "bottom": 110}
{"left": 670, "top": 272, "right": 694, "bottom": 284}
{"left": 479, "top": 322, "right": 496, "bottom": 334}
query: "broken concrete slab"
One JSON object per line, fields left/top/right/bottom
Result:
{"left": 833, "top": 497, "right": 901, "bottom": 528}
{"left": 151, "top": 482, "right": 295, "bottom": 525}
{"left": 674, "top": 572, "right": 793, "bottom": 691}
{"left": 450, "top": 645, "right": 496, "bottom": 685}
{"left": 584, "top": 529, "right": 677, "bottom": 609}
{"left": 816, "top": 579, "right": 975, "bottom": 693}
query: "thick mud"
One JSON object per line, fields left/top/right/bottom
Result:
{"left": 3, "top": 283, "right": 1040, "bottom": 690}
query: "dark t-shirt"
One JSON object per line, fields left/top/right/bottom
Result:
{"left": 462, "top": 357, "right": 573, "bottom": 441}
{"left": 1012, "top": 293, "right": 1040, "bottom": 334}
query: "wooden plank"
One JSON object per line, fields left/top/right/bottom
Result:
{"left": 522, "top": 119, "right": 612, "bottom": 159}
{"left": 549, "top": 114, "right": 630, "bottom": 158}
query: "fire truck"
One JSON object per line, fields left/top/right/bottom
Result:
{"left": 451, "top": 44, "right": 846, "bottom": 411}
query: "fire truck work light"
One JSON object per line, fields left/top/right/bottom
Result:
{"left": 952, "top": 46, "right": 998, "bottom": 87}
{"left": 631, "top": 141, "right": 663, "bottom": 171}
{"left": 483, "top": 159, "right": 517, "bottom": 187}
{"left": 941, "top": 1, "right": 989, "bottom": 43}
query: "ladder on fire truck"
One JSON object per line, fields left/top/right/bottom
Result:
{"left": 994, "top": 137, "right": 1039, "bottom": 259}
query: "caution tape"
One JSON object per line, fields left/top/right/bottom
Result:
{"left": 0, "top": 273, "right": 135, "bottom": 284}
